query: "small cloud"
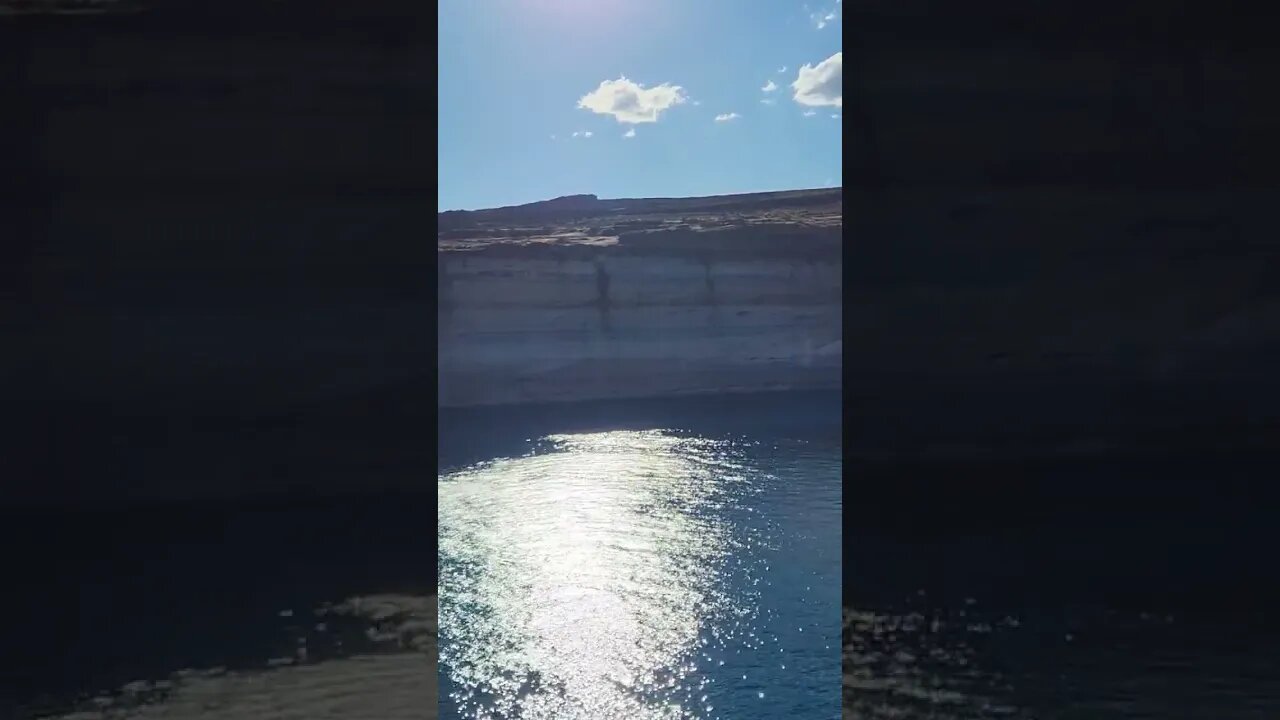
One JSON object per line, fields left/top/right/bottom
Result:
{"left": 714, "top": 112, "right": 740, "bottom": 123}
{"left": 792, "top": 52, "right": 842, "bottom": 108}
{"left": 692, "top": 99, "right": 702, "bottom": 106}
{"left": 777, "top": 66, "right": 787, "bottom": 73}
{"left": 762, "top": 79, "right": 778, "bottom": 92}
{"left": 761, "top": 98, "right": 777, "bottom": 105}
{"left": 578, "top": 76, "right": 687, "bottom": 124}
{"left": 831, "top": 114, "right": 841, "bottom": 120}
{"left": 570, "top": 131, "right": 594, "bottom": 138}
{"left": 803, "top": 110, "right": 816, "bottom": 117}
{"left": 809, "top": 2, "right": 839, "bottom": 29}
{"left": 550, "top": 134, "right": 557, "bottom": 140}
{"left": 623, "top": 128, "right": 636, "bottom": 138}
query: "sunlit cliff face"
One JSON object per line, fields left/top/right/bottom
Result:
{"left": 438, "top": 430, "right": 761, "bottom": 720}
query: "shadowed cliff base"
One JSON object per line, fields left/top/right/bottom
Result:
{"left": 437, "top": 188, "right": 843, "bottom": 408}
{"left": 438, "top": 388, "right": 842, "bottom": 473}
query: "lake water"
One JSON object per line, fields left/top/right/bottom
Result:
{"left": 437, "top": 392, "right": 842, "bottom": 720}
{"left": 3, "top": 489, "right": 435, "bottom": 719}
{"left": 844, "top": 454, "right": 1280, "bottom": 719}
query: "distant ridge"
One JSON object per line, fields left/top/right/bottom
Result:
{"left": 438, "top": 187, "right": 842, "bottom": 232}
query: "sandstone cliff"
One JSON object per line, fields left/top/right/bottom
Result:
{"left": 847, "top": 1, "right": 1280, "bottom": 459}
{"left": 2, "top": 3, "right": 432, "bottom": 508}
{"left": 3, "top": 2, "right": 430, "bottom": 418}
{"left": 438, "top": 190, "right": 843, "bottom": 407}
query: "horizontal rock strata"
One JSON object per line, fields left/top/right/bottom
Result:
{"left": 437, "top": 190, "right": 843, "bottom": 407}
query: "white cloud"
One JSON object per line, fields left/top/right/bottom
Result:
{"left": 570, "top": 131, "right": 594, "bottom": 138}
{"left": 550, "top": 134, "right": 557, "bottom": 140}
{"left": 714, "top": 112, "right": 740, "bottom": 123}
{"left": 577, "top": 76, "right": 687, "bottom": 124}
{"left": 777, "top": 66, "right": 787, "bottom": 73}
{"left": 803, "top": 110, "right": 816, "bottom": 117}
{"left": 762, "top": 79, "right": 778, "bottom": 92}
{"left": 692, "top": 99, "right": 702, "bottom": 106}
{"left": 808, "top": 1, "right": 839, "bottom": 29}
{"left": 623, "top": 128, "right": 636, "bottom": 138}
{"left": 831, "top": 114, "right": 841, "bottom": 120}
{"left": 792, "top": 52, "right": 842, "bottom": 108}
{"left": 761, "top": 98, "right": 777, "bottom": 105}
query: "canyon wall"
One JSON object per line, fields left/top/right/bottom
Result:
{"left": 847, "top": 2, "right": 1280, "bottom": 456}
{"left": 3, "top": 3, "right": 431, "bottom": 416}
{"left": 2, "top": 3, "right": 433, "bottom": 508}
{"left": 437, "top": 192, "right": 842, "bottom": 407}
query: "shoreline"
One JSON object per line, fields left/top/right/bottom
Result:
{"left": 24, "top": 595, "right": 437, "bottom": 720}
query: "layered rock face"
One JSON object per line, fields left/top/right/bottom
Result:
{"left": 438, "top": 191, "right": 842, "bottom": 407}
{"left": 847, "top": 2, "right": 1280, "bottom": 455}
{"left": 2, "top": 3, "right": 432, "bottom": 508}
{"left": 3, "top": 3, "right": 430, "bottom": 415}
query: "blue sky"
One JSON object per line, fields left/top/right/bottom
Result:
{"left": 438, "top": 0, "right": 842, "bottom": 211}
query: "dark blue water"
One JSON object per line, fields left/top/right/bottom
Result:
{"left": 438, "top": 392, "right": 842, "bottom": 720}
{"left": 3, "top": 441, "right": 435, "bottom": 718}
{"left": 845, "top": 453, "right": 1280, "bottom": 719}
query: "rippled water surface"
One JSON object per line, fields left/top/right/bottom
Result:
{"left": 843, "top": 602, "right": 1280, "bottom": 719}
{"left": 845, "top": 455, "right": 1280, "bottom": 719}
{"left": 4, "top": 495, "right": 436, "bottom": 720}
{"left": 438, "top": 409, "right": 841, "bottom": 720}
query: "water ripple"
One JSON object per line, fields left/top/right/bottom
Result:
{"left": 439, "top": 429, "right": 839, "bottom": 720}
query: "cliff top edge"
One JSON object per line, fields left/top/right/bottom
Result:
{"left": 440, "top": 187, "right": 841, "bottom": 217}
{"left": 437, "top": 188, "right": 843, "bottom": 258}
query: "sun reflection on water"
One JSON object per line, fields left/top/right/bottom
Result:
{"left": 438, "top": 430, "right": 761, "bottom": 719}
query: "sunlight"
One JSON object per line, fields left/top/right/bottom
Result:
{"left": 439, "top": 430, "right": 747, "bottom": 719}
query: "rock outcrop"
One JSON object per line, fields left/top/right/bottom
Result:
{"left": 437, "top": 190, "right": 843, "bottom": 407}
